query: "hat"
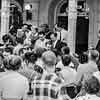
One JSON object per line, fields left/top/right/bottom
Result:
{"left": 42, "top": 50, "right": 57, "bottom": 65}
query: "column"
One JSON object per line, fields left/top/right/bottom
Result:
{"left": 68, "top": 0, "right": 77, "bottom": 53}
{"left": 1, "top": 0, "right": 10, "bottom": 42}
{"left": 87, "top": 0, "right": 98, "bottom": 48}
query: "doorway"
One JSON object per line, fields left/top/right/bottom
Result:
{"left": 75, "top": 17, "right": 89, "bottom": 54}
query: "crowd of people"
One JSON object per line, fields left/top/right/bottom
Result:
{"left": 0, "top": 23, "right": 100, "bottom": 100}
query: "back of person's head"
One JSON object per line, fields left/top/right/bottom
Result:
{"left": 61, "top": 24, "right": 67, "bottom": 30}
{"left": 61, "top": 55, "right": 71, "bottom": 66}
{"left": 84, "top": 76, "right": 100, "bottom": 94}
{"left": 42, "top": 50, "right": 57, "bottom": 72}
{"left": 79, "top": 53, "right": 88, "bottom": 64}
{"left": 38, "top": 31, "right": 45, "bottom": 37}
{"left": 88, "top": 49, "right": 99, "bottom": 62}
{"left": 61, "top": 46, "right": 70, "bottom": 55}
{"left": 54, "top": 32, "right": 57, "bottom": 37}
{"left": 5, "top": 46, "right": 14, "bottom": 54}
{"left": 35, "top": 47, "right": 46, "bottom": 58}
{"left": 2, "top": 34, "right": 10, "bottom": 43}
{"left": 4, "top": 55, "right": 22, "bottom": 71}
{"left": 24, "top": 51, "right": 37, "bottom": 64}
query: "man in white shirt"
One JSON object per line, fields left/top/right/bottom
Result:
{"left": 59, "top": 55, "right": 77, "bottom": 85}
{"left": 0, "top": 55, "right": 29, "bottom": 100}
{"left": 34, "top": 32, "right": 48, "bottom": 50}
{"left": 75, "top": 49, "right": 99, "bottom": 85}
{"left": 54, "top": 24, "right": 68, "bottom": 42}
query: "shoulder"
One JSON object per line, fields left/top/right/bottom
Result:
{"left": 45, "top": 73, "right": 64, "bottom": 84}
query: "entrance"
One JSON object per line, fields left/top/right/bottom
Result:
{"left": 76, "top": 17, "right": 89, "bottom": 54}
{"left": 75, "top": 0, "right": 89, "bottom": 54}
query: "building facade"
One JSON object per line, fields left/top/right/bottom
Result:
{"left": 0, "top": 0, "right": 100, "bottom": 53}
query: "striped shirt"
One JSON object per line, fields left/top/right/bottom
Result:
{"left": 28, "top": 72, "right": 64, "bottom": 100}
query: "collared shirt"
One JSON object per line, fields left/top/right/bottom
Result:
{"left": 34, "top": 39, "right": 48, "bottom": 50}
{"left": 29, "top": 72, "right": 64, "bottom": 100}
{"left": 0, "top": 71, "right": 29, "bottom": 99}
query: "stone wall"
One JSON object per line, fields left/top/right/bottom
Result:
{"left": 23, "top": 0, "right": 40, "bottom": 26}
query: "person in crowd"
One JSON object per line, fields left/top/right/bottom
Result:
{"left": 0, "top": 55, "right": 29, "bottom": 100}
{"left": 45, "top": 40, "right": 53, "bottom": 50}
{"left": 16, "top": 29, "right": 26, "bottom": 45}
{"left": 56, "top": 46, "right": 79, "bottom": 70}
{"left": 54, "top": 24, "right": 68, "bottom": 42}
{"left": 13, "top": 41, "right": 24, "bottom": 55}
{"left": 29, "top": 26, "right": 39, "bottom": 46}
{"left": 24, "top": 24, "right": 33, "bottom": 46}
{"left": 29, "top": 50, "right": 65, "bottom": 100}
{"left": 75, "top": 49, "right": 99, "bottom": 86}
{"left": 35, "top": 47, "right": 46, "bottom": 68}
{"left": 59, "top": 55, "right": 77, "bottom": 85}
{"left": 19, "top": 51, "right": 38, "bottom": 80}
{"left": 74, "top": 75, "right": 100, "bottom": 100}
{"left": 34, "top": 31, "right": 48, "bottom": 50}
{"left": 2, "top": 33, "right": 15, "bottom": 46}
{"left": 50, "top": 32, "right": 67, "bottom": 56}
{"left": 78, "top": 53, "right": 88, "bottom": 64}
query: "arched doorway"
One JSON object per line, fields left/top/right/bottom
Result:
{"left": 48, "top": 0, "right": 68, "bottom": 29}
{"left": 55, "top": 0, "right": 68, "bottom": 30}
{"left": 9, "top": 0, "right": 23, "bottom": 29}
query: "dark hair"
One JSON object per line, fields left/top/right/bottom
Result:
{"left": 2, "top": 34, "right": 10, "bottom": 43}
{"left": 34, "top": 64, "right": 43, "bottom": 74}
{"left": 35, "top": 48, "right": 46, "bottom": 58}
{"left": 54, "top": 33, "right": 57, "bottom": 37}
{"left": 0, "top": 53, "right": 4, "bottom": 59}
{"left": 38, "top": 31, "right": 45, "bottom": 36}
{"left": 5, "top": 46, "right": 13, "bottom": 54}
{"left": 84, "top": 76, "right": 100, "bottom": 94}
{"left": 89, "top": 50, "right": 99, "bottom": 61}
{"left": 22, "top": 23, "right": 28, "bottom": 27}
{"left": 45, "top": 31, "right": 54, "bottom": 39}
{"left": 28, "top": 24, "right": 32, "bottom": 31}
{"left": 61, "top": 46, "right": 70, "bottom": 55}
{"left": 79, "top": 53, "right": 88, "bottom": 64}
{"left": 35, "top": 28, "right": 38, "bottom": 32}
{"left": 50, "top": 32, "right": 57, "bottom": 38}
{"left": 4, "top": 56, "right": 22, "bottom": 71}
{"left": 24, "top": 51, "right": 37, "bottom": 64}
{"left": 61, "top": 55, "right": 71, "bottom": 66}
